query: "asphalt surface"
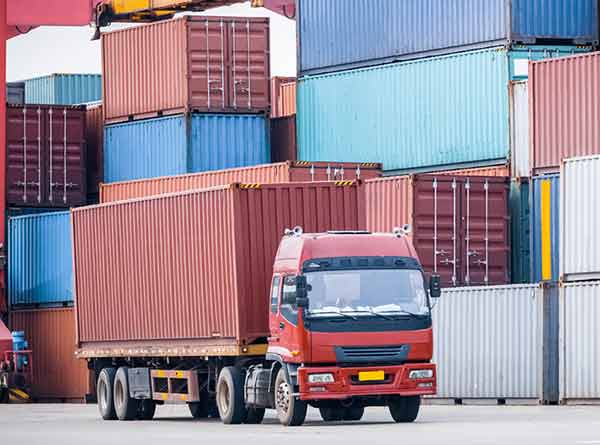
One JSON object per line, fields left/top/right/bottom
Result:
{"left": 1, "top": 404, "right": 599, "bottom": 445}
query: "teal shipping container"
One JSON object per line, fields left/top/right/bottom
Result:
{"left": 104, "top": 114, "right": 270, "bottom": 183}
{"left": 24, "top": 74, "right": 102, "bottom": 105}
{"left": 298, "top": 45, "right": 591, "bottom": 173}
{"left": 531, "top": 174, "right": 560, "bottom": 283}
{"left": 8, "top": 212, "right": 73, "bottom": 307}
{"left": 510, "top": 178, "right": 531, "bottom": 284}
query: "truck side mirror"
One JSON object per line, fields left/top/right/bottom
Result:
{"left": 296, "top": 275, "right": 309, "bottom": 308}
{"left": 429, "top": 274, "right": 442, "bottom": 299}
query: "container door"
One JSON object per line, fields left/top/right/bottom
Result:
{"left": 412, "top": 177, "right": 461, "bottom": 287}
{"left": 228, "top": 19, "right": 270, "bottom": 112}
{"left": 510, "top": 81, "right": 529, "bottom": 177}
{"left": 460, "top": 178, "right": 510, "bottom": 286}
{"left": 188, "top": 18, "right": 228, "bottom": 112}
{"left": 46, "top": 108, "right": 86, "bottom": 206}
{"left": 6, "top": 106, "right": 45, "bottom": 206}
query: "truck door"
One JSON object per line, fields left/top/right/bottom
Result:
{"left": 269, "top": 275, "right": 282, "bottom": 341}
{"left": 275, "top": 275, "right": 303, "bottom": 358}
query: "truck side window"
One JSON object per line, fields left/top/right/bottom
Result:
{"left": 281, "top": 275, "right": 298, "bottom": 325}
{"left": 270, "top": 276, "right": 281, "bottom": 314}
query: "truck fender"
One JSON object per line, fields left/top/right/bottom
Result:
{"left": 266, "top": 354, "right": 299, "bottom": 392}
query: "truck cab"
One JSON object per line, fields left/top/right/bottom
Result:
{"left": 254, "top": 228, "right": 440, "bottom": 425}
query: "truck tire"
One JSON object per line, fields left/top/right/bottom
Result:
{"left": 138, "top": 399, "right": 156, "bottom": 420}
{"left": 342, "top": 406, "right": 364, "bottom": 421}
{"left": 319, "top": 407, "right": 343, "bottom": 422}
{"left": 188, "top": 400, "right": 209, "bottom": 419}
{"left": 97, "top": 367, "right": 117, "bottom": 420}
{"left": 216, "top": 367, "right": 247, "bottom": 424}
{"left": 244, "top": 407, "right": 266, "bottom": 424}
{"left": 388, "top": 396, "right": 420, "bottom": 423}
{"left": 114, "top": 367, "right": 140, "bottom": 421}
{"left": 274, "top": 368, "right": 307, "bottom": 427}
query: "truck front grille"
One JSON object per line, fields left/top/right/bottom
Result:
{"left": 335, "top": 345, "right": 410, "bottom": 365}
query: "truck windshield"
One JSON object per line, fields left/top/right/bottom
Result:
{"left": 305, "top": 269, "right": 429, "bottom": 318}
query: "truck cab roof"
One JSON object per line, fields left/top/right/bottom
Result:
{"left": 273, "top": 231, "right": 420, "bottom": 275}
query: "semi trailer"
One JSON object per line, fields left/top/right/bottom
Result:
{"left": 71, "top": 181, "right": 440, "bottom": 426}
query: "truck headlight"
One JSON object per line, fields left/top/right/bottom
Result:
{"left": 308, "top": 373, "right": 335, "bottom": 384}
{"left": 409, "top": 369, "right": 433, "bottom": 379}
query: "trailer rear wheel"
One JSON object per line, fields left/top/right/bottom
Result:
{"left": 274, "top": 368, "right": 307, "bottom": 426}
{"left": 114, "top": 367, "right": 140, "bottom": 421}
{"left": 97, "top": 367, "right": 117, "bottom": 420}
{"left": 216, "top": 367, "right": 247, "bottom": 424}
{"left": 388, "top": 396, "right": 420, "bottom": 423}
{"left": 138, "top": 399, "right": 156, "bottom": 420}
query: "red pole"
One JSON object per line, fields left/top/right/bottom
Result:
{"left": 0, "top": 0, "right": 6, "bottom": 311}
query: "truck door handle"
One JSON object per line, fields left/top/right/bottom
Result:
{"left": 279, "top": 322, "right": 285, "bottom": 330}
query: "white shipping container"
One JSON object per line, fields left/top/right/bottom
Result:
{"left": 432, "top": 284, "right": 543, "bottom": 400}
{"left": 559, "top": 281, "right": 600, "bottom": 402}
{"left": 509, "top": 81, "right": 529, "bottom": 177}
{"left": 560, "top": 156, "right": 600, "bottom": 282}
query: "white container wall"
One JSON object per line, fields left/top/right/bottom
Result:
{"left": 432, "top": 284, "right": 543, "bottom": 399}
{"left": 559, "top": 281, "right": 600, "bottom": 402}
{"left": 560, "top": 156, "right": 600, "bottom": 282}
{"left": 509, "top": 81, "right": 529, "bottom": 177}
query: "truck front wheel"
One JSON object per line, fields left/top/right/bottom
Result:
{"left": 114, "top": 367, "right": 140, "bottom": 421}
{"left": 388, "top": 396, "right": 420, "bottom": 423}
{"left": 216, "top": 367, "right": 247, "bottom": 424}
{"left": 97, "top": 367, "right": 117, "bottom": 420}
{"left": 274, "top": 368, "right": 307, "bottom": 427}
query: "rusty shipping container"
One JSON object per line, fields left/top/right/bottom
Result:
{"left": 6, "top": 104, "right": 87, "bottom": 208}
{"left": 277, "top": 81, "right": 296, "bottom": 118}
{"left": 85, "top": 103, "right": 103, "bottom": 199}
{"left": 102, "top": 16, "right": 270, "bottom": 123}
{"left": 270, "top": 76, "right": 295, "bottom": 117}
{"left": 99, "top": 161, "right": 380, "bottom": 203}
{"left": 365, "top": 175, "right": 510, "bottom": 287}
{"left": 530, "top": 52, "right": 600, "bottom": 174}
{"left": 9, "top": 308, "right": 90, "bottom": 401}
{"left": 73, "top": 182, "right": 365, "bottom": 350}
{"left": 270, "top": 116, "right": 296, "bottom": 162}
{"left": 438, "top": 164, "right": 510, "bottom": 177}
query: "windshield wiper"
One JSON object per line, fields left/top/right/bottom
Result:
{"left": 341, "top": 309, "right": 395, "bottom": 320}
{"left": 307, "top": 310, "right": 358, "bottom": 320}
{"left": 375, "top": 310, "right": 428, "bottom": 319}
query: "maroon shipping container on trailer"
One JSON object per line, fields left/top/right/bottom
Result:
{"left": 73, "top": 182, "right": 365, "bottom": 350}
{"left": 99, "top": 161, "right": 381, "bottom": 203}
{"left": 6, "top": 104, "right": 87, "bottom": 208}
{"left": 529, "top": 52, "right": 600, "bottom": 174}
{"left": 85, "top": 103, "right": 103, "bottom": 200}
{"left": 270, "top": 116, "right": 296, "bottom": 162}
{"left": 102, "top": 16, "right": 270, "bottom": 123}
{"left": 365, "top": 175, "right": 510, "bottom": 287}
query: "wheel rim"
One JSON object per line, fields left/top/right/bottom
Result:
{"left": 217, "top": 380, "right": 230, "bottom": 416}
{"left": 276, "top": 381, "right": 290, "bottom": 413}
{"left": 99, "top": 379, "right": 108, "bottom": 411}
{"left": 115, "top": 379, "right": 124, "bottom": 410}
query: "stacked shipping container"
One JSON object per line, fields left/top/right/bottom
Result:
{"left": 24, "top": 74, "right": 102, "bottom": 106}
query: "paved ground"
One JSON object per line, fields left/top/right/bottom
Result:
{"left": 1, "top": 404, "right": 599, "bottom": 445}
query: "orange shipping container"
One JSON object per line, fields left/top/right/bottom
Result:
{"left": 99, "top": 161, "right": 381, "bottom": 203}
{"left": 438, "top": 164, "right": 510, "bottom": 177}
{"left": 9, "top": 308, "right": 89, "bottom": 401}
{"left": 278, "top": 81, "right": 296, "bottom": 117}
{"left": 270, "top": 76, "right": 295, "bottom": 117}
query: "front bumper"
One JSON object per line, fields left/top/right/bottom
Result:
{"left": 297, "top": 363, "right": 436, "bottom": 401}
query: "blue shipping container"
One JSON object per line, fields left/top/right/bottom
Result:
{"left": 297, "top": 46, "right": 591, "bottom": 173}
{"left": 298, "top": 0, "right": 599, "bottom": 76}
{"left": 531, "top": 174, "right": 560, "bottom": 283}
{"left": 510, "top": 178, "right": 530, "bottom": 284}
{"left": 24, "top": 74, "right": 102, "bottom": 105}
{"left": 104, "top": 114, "right": 270, "bottom": 183}
{"left": 8, "top": 212, "right": 73, "bottom": 307}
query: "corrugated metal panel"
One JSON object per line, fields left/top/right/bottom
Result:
{"left": 433, "top": 284, "right": 543, "bottom": 399}
{"left": 530, "top": 52, "right": 600, "bottom": 174}
{"left": 85, "top": 104, "right": 103, "bottom": 197}
{"left": 531, "top": 174, "right": 560, "bottom": 283}
{"left": 561, "top": 156, "right": 600, "bottom": 282}
{"left": 560, "top": 281, "right": 600, "bottom": 401}
{"left": 510, "top": 81, "right": 529, "bottom": 177}
{"left": 9, "top": 308, "right": 89, "bottom": 400}
{"left": 104, "top": 114, "right": 269, "bottom": 183}
{"left": 364, "top": 176, "right": 412, "bottom": 234}
{"left": 298, "top": 46, "right": 588, "bottom": 173}
{"left": 73, "top": 182, "right": 365, "bottom": 348}
{"left": 8, "top": 212, "right": 73, "bottom": 307}
{"left": 279, "top": 82, "right": 296, "bottom": 117}
{"left": 297, "top": 0, "right": 598, "bottom": 76}
{"left": 99, "top": 161, "right": 380, "bottom": 203}
{"left": 103, "top": 17, "right": 270, "bottom": 123}
{"left": 510, "top": 178, "right": 531, "bottom": 284}
{"left": 542, "top": 283, "right": 559, "bottom": 404}
{"left": 271, "top": 116, "right": 296, "bottom": 162}
{"left": 271, "top": 77, "right": 295, "bottom": 118}
{"left": 438, "top": 164, "right": 510, "bottom": 177}
{"left": 24, "top": 74, "right": 101, "bottom": 105}
{"left": 7, "top": 81, "right": 24, "bottom": 105}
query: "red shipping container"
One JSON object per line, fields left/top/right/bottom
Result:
{"left": 9, "top": 308, "right": 90, "bottom": 401}
{"left": 6, "top": 104, "right": 87, "bottom": 208}
{"left": 270, "top": 116, "right": 296, "bottom": 162}
{"left": 73, "top": 182, "right": 365, "bottom": 351}
{"left": 529, "top": 52, "right": 600, "bottom": 174}
{"left": 270, "top": 76, "right": 295, "bottom": 117}
{"left": 102, "top": 16, "right": 270, "bottom": 123}
{"left": 365, "top": 175, "right": 510, "bottom": 287}
{"left": 85, "top": 103, "right": 103, "bottom": 199}
{"left": 99, "top": 161, "right": 381, "bottom": 203}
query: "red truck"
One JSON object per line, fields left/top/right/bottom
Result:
{"left": 72, "top": 182, "right": 440, "bottom": 426}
